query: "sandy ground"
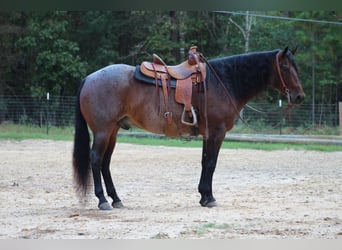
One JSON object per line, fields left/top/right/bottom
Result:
{"left": 0, "top": 139, "right": 341, "bottom": 239}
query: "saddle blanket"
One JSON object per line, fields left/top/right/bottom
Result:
{"left": 134, "top": 66, "right": 177, "bottom": 88}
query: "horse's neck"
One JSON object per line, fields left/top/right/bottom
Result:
{"left": 212, "top": 52, "right": 275, "bottom": 106}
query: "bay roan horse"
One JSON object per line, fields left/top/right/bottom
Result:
{"left": 73, "top": 47, "right": 305, "bottom": 210}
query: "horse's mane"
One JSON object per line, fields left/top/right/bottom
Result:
{"left": 207, "top": 50, "right": 280, "bottom": 101}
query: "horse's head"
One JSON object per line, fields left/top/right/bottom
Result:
{"left": 273, "top": 47, "right": 305, "bottom": 105}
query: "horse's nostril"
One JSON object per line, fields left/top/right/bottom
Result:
{"left": 295, "top": 94, "right": 305, "bottom": 104}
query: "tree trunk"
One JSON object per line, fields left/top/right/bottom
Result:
{"left": 170, "top": 11, "right": 180, "bottom": 62}
{"left": 229, "top": 11, "right": 254, "bottom": 124}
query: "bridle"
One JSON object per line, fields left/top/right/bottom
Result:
{"left": 246, "top": 51, "right": 295, "bottom": 116}
{"left": 275, "top": 50, "right": 292, "bottom": 106}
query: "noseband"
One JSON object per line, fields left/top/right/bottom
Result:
{"left": 275, "top": 51, "right": 292, "bottom": 105}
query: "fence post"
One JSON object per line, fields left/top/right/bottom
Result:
{"left": 279, "top": 99, "right": 282, "bottom": 135}
{"left": 46, "top": 92, "right": 50, "bottom": 135}
{"left": 339, "top": 102, "right": 342, "bottom": 136}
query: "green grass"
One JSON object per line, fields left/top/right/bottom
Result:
{"left": 0, "top": 124, "right": 341, "bottom": 152}
{"left": 0, "top": 124, "right": 74, "bottom": 141}
{"left": 194, "top": 222, "right": 232, "bottom": 236}
{"left": 117, "top": 135, "right": 342, "bottom": 152}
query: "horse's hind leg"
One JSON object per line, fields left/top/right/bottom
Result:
{"left": 101, "top": 130, "right": 123, "bottom": 208}
{"left": 90, "top": 132, "right": 113, "bottom": 210}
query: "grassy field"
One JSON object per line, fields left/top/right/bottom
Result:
{"left": 0, "top": 124, "right": 74, "bottom": 141}
{"left": 0, "top": 124, "right": 341, "bottom": 152}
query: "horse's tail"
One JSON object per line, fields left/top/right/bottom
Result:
{"left": 72, "top": 78, "right": 91, "bottom": 196}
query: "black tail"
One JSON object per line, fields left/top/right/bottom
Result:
{"left": 72, "top": 79, "right": 91, "bottom": 196}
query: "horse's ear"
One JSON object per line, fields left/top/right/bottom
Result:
{"left": 281, "top": 46, "right": 289, "bottom": 58}
{"left": 291, "top": 46, "right": 298, "bottom": 56}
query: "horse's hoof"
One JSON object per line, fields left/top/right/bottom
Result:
{"left": 200, "top": 199, "right": 218, "bottom": 208}
{"left": 112, "top": 201, "right": 124, "bottom": 208}
{"left": 98, "top": 202, "right": 113, "bottom": 211}
{"left": 206, "top": 201, "right": 218, "bottom": 208}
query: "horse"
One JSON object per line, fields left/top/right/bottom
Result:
{"left": 72, "top": 47, "right": 305, "bottom": 210}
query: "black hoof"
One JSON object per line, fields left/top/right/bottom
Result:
{"left": 98, "top": 202, "right": 113, "bottom": 210}
{"left": 200, "top": 198, "right": 218, "bottom": 208}
{"left": 206, "top": 201, "right": 218, "bottom": 208}
{"left": 112, "top": 201, "right": 124, "bottom": 208}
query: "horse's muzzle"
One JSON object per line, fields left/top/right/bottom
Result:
{"left": 292, "top": 92, "right": 305, "bottom": 104}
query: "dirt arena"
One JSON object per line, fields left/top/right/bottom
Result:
{"left": 0, "top": 139, "right": 341, "bottom": 239}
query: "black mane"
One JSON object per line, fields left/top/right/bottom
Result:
{"left": 207, "top": 49, "right": 280, "bottom": 101}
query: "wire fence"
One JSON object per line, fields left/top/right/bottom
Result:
{"left": 240, "top": 101, "right": 340, "bottom": 134}
{"left": 0, "top": 95, "right": 340, "bottom": 135}
{"left": 0, "top": 95, "right": 76, "bottom": 128}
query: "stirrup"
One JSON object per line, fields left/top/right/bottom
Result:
{"left": 181, "top": 106, "right": 197, "bottom": 126}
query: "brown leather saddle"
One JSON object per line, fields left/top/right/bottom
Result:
{"left": 140, "top": 46, "right": 206, "bottom": 127}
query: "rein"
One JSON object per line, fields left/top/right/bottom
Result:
{"left": 201, "top": 54, "right": 244, "bottom": 122}
{"left": 245, "top": 103, "right": 292, "bottom": 115}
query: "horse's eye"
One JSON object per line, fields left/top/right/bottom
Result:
{"left": 281, "top": 64, "right": 290, "bottom": 71}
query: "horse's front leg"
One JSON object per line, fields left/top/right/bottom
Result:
{"left": 198, "top": 131, "right": 225, "bottom": 207}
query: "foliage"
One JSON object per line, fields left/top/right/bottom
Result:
{"left": 14, "top": 12, "right": 87, "bottom": 97}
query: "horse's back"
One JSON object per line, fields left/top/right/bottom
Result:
{"left": 84, "top": 64, "right": 135, "bottom": 89}
{"left": 81, "top": 64, "right": 136, "bottom": 100}
{"left": 80, "top": 64, "right": 135, "bottom": 130}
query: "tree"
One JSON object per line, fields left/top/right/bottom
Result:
{"left": 1, "top": 10, "right": 340, "bottom": 110}
{"left": 16, "top": 11, "right": 87, "bottom": 97}
{"left": 0, "top": 12, "right": 27, "bottom": 96}
{"left": 293, "top": 11, "right": 342, "bottom": 125}
{"left": 227, "top": 11, "right": 256, "bottom": 122}
{"left": 229, "top": 11, "right": 255, "bottom": 53}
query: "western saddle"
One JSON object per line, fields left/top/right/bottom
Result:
{"left": 140, "top": 46, "right": 206, "bottom": 128}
